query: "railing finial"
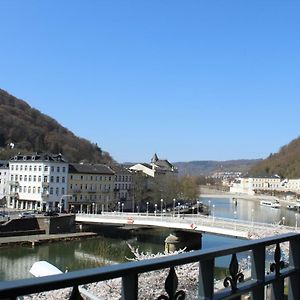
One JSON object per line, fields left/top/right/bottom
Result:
{"left": 157, "top": 266, "right": 186, "bottom": 300}
{"left": 270, "top": 243, "right": 285, "bottom": 276}
{"left": 223, "top": 253, "right": 244, "bottom": 293}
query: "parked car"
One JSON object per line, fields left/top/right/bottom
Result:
{"left": 19, "top": 212, "right": 35, "bottom": 218}
{"left": 44, "top": 211, "right": 59, "bottom": 217}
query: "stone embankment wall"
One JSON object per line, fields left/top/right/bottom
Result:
{"left": 0, "top": 215, "right": 76, "bottom": 236}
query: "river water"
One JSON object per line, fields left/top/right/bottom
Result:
{"left": 0, "top": 196, "right": 296, "bottom": 281}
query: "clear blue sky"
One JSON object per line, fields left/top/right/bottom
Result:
{"left": 0, "top": 1, "right": 299, "bottom": 163}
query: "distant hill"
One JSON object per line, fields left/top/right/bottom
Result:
{"left": 0, "top": 88, "right": 113, "bottom": 163}
{"left": 249, "top": 136, "right": 300, "bottom": 178}
{"left": 174, "top": 159, "right": 261, "bottom": 177}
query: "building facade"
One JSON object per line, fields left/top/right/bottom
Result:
{"left": 68, "top": 163, "right": 115, "bottom": 213}
{"left": 110, "top": 165, "right": 133, "bottom": 211}
{"left": 129, "top": 153, "right": 178, "bottom": 178}
{"left": 7, "top": 153, "right": 68, "bottom": 211}
{"left": 0, "top": 161, "right": 9, "bottom": 204}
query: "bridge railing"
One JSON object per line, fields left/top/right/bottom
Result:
{"left": 77, "top": 212, "right": 289, "bottom": 234}
{"left": 0, "top": 232, "right": 299, "bottom": 299}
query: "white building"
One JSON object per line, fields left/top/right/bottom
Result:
{"left": 285, "top": 179, "right": 300, "bottom": 193}
{"left": 0, "top": 161, "right": 9, "bottom": 203}
{"left": 8, "top": 153, "right": 68, "bottom": 211}
{"left": 230, "top": 175, "right": 282, "bottom": 195}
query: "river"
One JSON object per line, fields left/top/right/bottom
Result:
{"left": 0, "top": 195, "right": 295, "bottom": 281}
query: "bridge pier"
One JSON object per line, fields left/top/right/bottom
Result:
{"left": 165, "top": 231, "right": 202, "bottom": 252}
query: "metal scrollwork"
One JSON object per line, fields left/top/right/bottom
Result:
{"left": 223, "top": 253, "right": 244, "bottom": 293}
{"left": 157, "top": 266, "right": 186, "bottom": 300}
{"left": 270, "top": 243, "right": 285, "bottom": 276}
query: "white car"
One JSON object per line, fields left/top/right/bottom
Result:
{"left": 19, "top": 212, "right": 35, "bottom": 218}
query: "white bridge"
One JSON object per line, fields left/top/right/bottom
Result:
{"left": 75, "top": 212, "right": 290, "bottom": 239}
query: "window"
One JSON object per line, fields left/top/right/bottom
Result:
{"left": 51, "top": 166, "right": 54, "bottom": 172}
{"left": 24, "top": 186, "right": 27, "bottom": 193}
{"left": 55, "top": 187, "right": 59, "bottom": 195}
{"left": 24, "top": 175, "right": 27, "bottom": 181}
{"left": 28, "top": 175, "right": 32, "bottom": 182}
{"left": 16, "top": 165, "right": 19, "bottom": 171}
{"left": 70, "top": 175, "right": 73, "bottom": 180}
{"left": 15, "top": 175, "right": 18, "bottom": 181}
{"left": 56, "top": 176, "right": 59, "bottom": 183}
{"left": 38, "top": 166, "right": 42, "bottom": 172}
{"left": 38, "top": 176, "right": 41, "bottom": 182}
{"left": 50, "top": 176, "right": 54, "bottom": 183}
{"left": 50, "top": 187, "right": 53, "bottom": 195}
{"left": 62, "top": 166, "right": 66, "bottom": 172}
{"left": 20, "top": 165, "right": 23, "bottom": 171}
{"left": 38, "top": 187, "right": 41, "bottom": 193}
{"left": 62, "top": 187, "right": 65, "bottom": 194}
{"left": 44, "top": 176, "right": 48, "bottom": 183}
{"left": 62, "top": 176, "right": 65, "bottom": 183}
{"left": 44, "top": 166, "right": 48, "bottom": 172}
{"left": 57, "top": 166, "right": 60, "bottom": 172}
{"left": 33, "top": 175, "right": 36, "bottom": 182}
{"left": 11, "top": 165, "right": 14, "bottom": 171}
{"left": 28, "top": 186, "right": 31, "bottom": 193}
{"left": 20, "top": 175, "right": 23, "bottom": 181}
{"left": 33, "top": 187, "right": 36, "bottom": 193}
{"left": 29, "top": 166, "right": 32, "bottom": 171}
{"left": 19, "top": 186, "right": 22, "bottom": 193}
{"left": 24, "top": 165, "right": 27, "bottom": 171}
{"left": 10, "top": 175, "right": 13, "bottom": 181}
{"left": 34, "top": 166, "right": 37, "bottom": 172}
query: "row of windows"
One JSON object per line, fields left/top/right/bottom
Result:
{"left": 73, "top": 195, "right": 111, "bottom": 201}
{"left": 11, "top": 175, "right": 66, "bottom": 183}
{"left": 114, "top": 183, "right": 131, "bottom": 190}
{"left": 12, "top": 186, "right": 65, "bottom": 195}
{"left": 114, "top": 175, "right": 132, "bottom": 182}
{"left": 70, "top": 183, "right": 112, "bottom": 191}
{"left": 10, "top": 165, "right": 66, "bottom": 173}
{"left": 70, "top": 175, "right": 112, "bottom": 181}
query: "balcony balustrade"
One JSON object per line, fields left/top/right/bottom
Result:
{"left": 0, "top": 232, "right": 299, "bottom": 300}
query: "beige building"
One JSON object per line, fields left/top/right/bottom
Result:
{"left": 230, "top": 175, "right": 282, "bottom": 195}
{"left": 68, "top": 163, "right": 115, "bottom": 213}
{"left": 110, "top": 165, "right": 133, "bottom": 211}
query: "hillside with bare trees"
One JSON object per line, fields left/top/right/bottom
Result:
{"left": 0, "top": 89, "right": 113, "bottom": 163}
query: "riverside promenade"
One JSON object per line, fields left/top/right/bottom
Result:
{"left": 0, "top": 232, "right": 97, "bottom": 247}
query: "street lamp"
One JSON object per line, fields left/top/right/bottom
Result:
{"left": 118, "top": 201, "right": 120, "bottom": 214}
{"left": 160, "top": 199, "right": 163, "bottom": 219}
{"left": 173, "top": 198, "right": 176, "bottom": 218}
{"left": 154, "top": 204, "right": 157, "bottom": 217}
{"left": 212, "top": 204, "right": 215, "bottom": 222}
{"left": 177, "top": 202, "right": 180, "bottom": 218}
{"left": 121, "top": 203, "right": 124, "bottom": 214}
{"left": 92, "top": 202, "right": 95, "bottom": 214}
{"left": 282, "top": 217, "right": 285, "bottom": 226}
{"left": 197, "top": 200, "right": 200, "bottom": 216}
{"left": 234, "top": 210, "right": 237, "bottom": 231}
{"left": 146, "top": 202, "right": 149, "bottom": 216}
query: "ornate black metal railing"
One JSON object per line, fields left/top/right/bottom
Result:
{"left": 0, "top": 232, "right": 300, "bottom": 300}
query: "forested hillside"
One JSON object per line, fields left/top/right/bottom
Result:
{"left": 249, "top": 137, "right": 300, "bottom": 178}
{"left": 0, "top": 89, "right": 113, "bottom": 163}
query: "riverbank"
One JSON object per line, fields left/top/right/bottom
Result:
{"left": 0, "top": 232, "right": 97, "bottom": 247}
{"left": 200, "top": 186, "right": 298, "bottom": 207}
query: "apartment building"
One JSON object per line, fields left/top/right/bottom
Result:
{"left": 110, "top": 165, "right": 133, "bottom": 211}
{"left": 68, "top": 163, "right": 115, "bottom": 213}
{"left": 7, "top": 153, "right": 68, "bottom": 211}
{"left": 0, "top": 161, "right": 9, "bottom": 203}
{"left": 230, "top": 175, "right": 282, "bottom": 195}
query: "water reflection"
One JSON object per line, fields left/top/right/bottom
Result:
{"left": 201, "top": 197, "right": 298, "bottom": 226}
{"left": 0, "top": 229, "right": 244, "bottom": 281}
